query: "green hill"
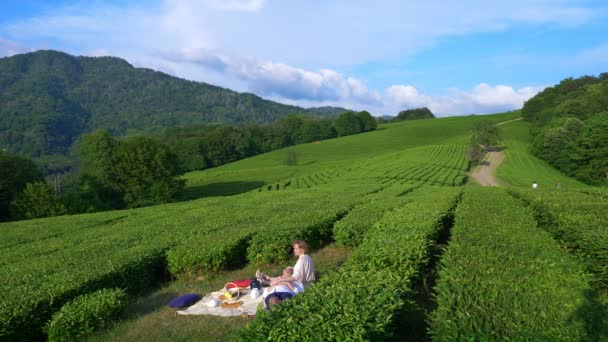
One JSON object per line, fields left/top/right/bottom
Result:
{"left": 0, "top": 50, "right": 349, "bottom": 159}
{"left": 522, "top": 73, "right": 608, "bottom": 185}
{"left": 1, "top": 110, "right": 606, "bottom": 341}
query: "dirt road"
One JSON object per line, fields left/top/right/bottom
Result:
{"left": 470, "top": 151, "right": 505, "bottom": 186}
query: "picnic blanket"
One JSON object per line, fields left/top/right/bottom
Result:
{"left": 177, "top": 287, "right": 263, "bottom": 317}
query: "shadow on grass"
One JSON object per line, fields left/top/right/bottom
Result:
{"left": 177, "top": 181, "right": 265, "bottom": 201}
{"left": 574, "top": 289, "right": 608, "bottom": 340}
{"left": 124, "top": 291, "right": 180, "bottom": 318}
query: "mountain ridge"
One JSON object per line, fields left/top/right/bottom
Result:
{"left": 0, "top": 50, "right": 351, "bottom": 158}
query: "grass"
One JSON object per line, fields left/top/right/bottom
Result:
{"left": 89, "top": 244, "right": 352, "bottom": 342}
{"left": 497, "top": 119, "right": 588, "bottom": 189}
{"left": 3, "top": 110, "right": 600, "bottom": 340}
{"left": 181, "top": 112, "right": 519, "bottom": 197}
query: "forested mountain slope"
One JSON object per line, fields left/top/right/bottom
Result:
{"left": 522, "top": 73, "right": 608, "bottom": 185}
{"left": 0, "top": 50, "right": 348, "bottom": 158}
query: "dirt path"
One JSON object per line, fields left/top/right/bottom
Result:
{"left": 469, "top": 117, "right": 521, "bottom": 186}
{"left": 496, "top": 117, "right": 523, "bottom": 126}
{"left": 470, "top": 151, "right": 505, "bottom": 186}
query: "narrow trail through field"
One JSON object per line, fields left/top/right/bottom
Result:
{"left": 496, "top": 117, "right": 523, "bottom": 126}
{"left": 470, "top": 117, "right": 521, "bottom": 186}
{"left": 471, "top": 152, "right": 504, "bottom": 186}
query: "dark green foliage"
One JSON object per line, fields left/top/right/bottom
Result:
{"left": 467, "top": 119, "right": 500, "bottom": 165}
{"left": 335, "top": 111, "right": 363, "bottom": 136}
{"left": 78, "top": 130, "right": 184, "bottom": 209}
{"left": 9, "top": 181, "right": 66, "bottom": 220}
{"left": 0, "top": 50, "right": 348, "bottom": 162}
{"left": 112, "top": 137, "right": 185, "bottom": 207}
{"left": 471, "top": 119, "right": 500, "bottom": 147}
{"left": 159, "top": 117, "right": 336, "bottom": 173}
{"left": 358, "top": 111, "right": 377, "bottom": 132}
{"left": 522, "top": 73, "right": 608, "bottom": 185}
{"left": 531, "top": 116, "right": 583, "bottom": 175}
{"left": 45, "top": 288, "right": 127, "bottom": 341}
{"left": 0, "top": 151, "right": 45, "bottom": 220}
{"left": 575, "top": 112, "right": 608, "bottom": 184}
{"left": 391, "top": 107, "right": 435, "bottom": 122}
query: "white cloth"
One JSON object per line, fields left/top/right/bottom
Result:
{"left": 293, "top": 254, "right": 315, "bottom": 284}
{"left": 177, "top": 288, "right": 263, "bottom": 317}
{"left": 262, "top": 281, "right": 304, "bottom": 299}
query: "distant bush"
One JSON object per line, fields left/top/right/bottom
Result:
{"left": 391, "top": 107, "right": 435, "bottom": 122}
{"left": 9, "top": 181, "right": 66, "bottom": 220}
{"left": 45, "top": 288, "right": 127, "bottom": 341}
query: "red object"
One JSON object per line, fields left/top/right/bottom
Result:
{"left": 226, "top": 279, "right": 252, "bottom": 288}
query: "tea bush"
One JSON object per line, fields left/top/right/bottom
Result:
{"left": 45, "top": 288, "right": 126, "bottom": 341}
{"left": 430, "top": 187, "right": 592, "bottom": 340}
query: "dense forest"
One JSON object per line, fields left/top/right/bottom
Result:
{"left": 391, "top": 107, "right": 435, "bottom": 122}
{"left": 0, "top": 110, "right": 376, "bottom": 221}
{"left": 522, "top": 73, "right": 608, "bottom": 185}
{"left": 0, "top": 50, "right": 348, "bottom": 167}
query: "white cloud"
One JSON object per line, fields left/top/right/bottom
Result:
{"left": 0, "top": 1, "right": 590, "bottom": 115}
{"left": 422, "top": 84, "right": 545, "bottom": 116}
{"left": 386, "top": 85, "right": 432, "bottom": 108}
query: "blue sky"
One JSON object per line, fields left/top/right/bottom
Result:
{"left": 1, "top": 0, "right": 607, "bottom": 116}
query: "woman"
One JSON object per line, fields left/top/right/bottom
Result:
{"left": 257, "top": 240, "right": 316, "bottom": 288}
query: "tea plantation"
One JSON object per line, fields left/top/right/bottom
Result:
{"left": 2, "top": 111, "right": 607, "bottom": 341}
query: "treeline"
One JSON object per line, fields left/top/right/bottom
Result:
{"left": 377, "top": 107, "right": 435, "bottom": 123}
{"left": 161, "top": 111, "right": 377, "bottom": 173}
{"left": 522, "top": 73, "right": 608, "bottom": 185}
{"left": 0, "top": 133, "right": 184, "bottom": 221}
{"left": 0, "top": 111, "right": 377, "bottom": 221}
{"left": 0, "top": 50, "right": 347, "bottom": 164}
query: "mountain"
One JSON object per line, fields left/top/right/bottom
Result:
{"left": 0, "top": 50, "right": 350, "bottom": 158}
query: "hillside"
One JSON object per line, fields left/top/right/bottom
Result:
{"left": 0, "top": 50, "right": 349, "bottom": 158}
{"left": 522, "top": 73, "right": 608, "bottom": 185}
{"left": 1, "top": 111, "right": 606, "bottom": 341}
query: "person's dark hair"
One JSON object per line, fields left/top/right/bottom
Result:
{"left": 293, "top": 240, "right": 309, "bottom": 253}
{"left": 268, "top": 296, "right": 282, "bottom": 308}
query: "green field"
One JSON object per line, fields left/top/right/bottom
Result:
{"left": 2, "top": 111, "right": 607, "bottom": 341}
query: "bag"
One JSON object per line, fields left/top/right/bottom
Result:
{"left": 168, "top": 293, "right": 200, "bottom": 308}
{"left": 250, "top": 278, "right": 261, "bottom": 290}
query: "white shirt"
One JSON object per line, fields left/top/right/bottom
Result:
{"left": 293, "top": 254, "right": 315, "bottom": 284}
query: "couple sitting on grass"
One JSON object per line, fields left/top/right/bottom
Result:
{"left": 256, "top": 240, "right": 315, "bottom": 309}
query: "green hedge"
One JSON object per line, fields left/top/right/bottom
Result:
{"left": 333, "top": 185, "right": 416, "bottom": 247}
{"left": 238, "top": 186, "right": 460, "bottom": 341}
{"left": 45, "top": 288, "right": 127, "bottom": 341}
{"left": 166, "top": 232, "right": 252, "bottom": 276}
{"left": 430, "top": 187, "right": 593, "bottom": 340}
{"left": 510, "top": 188, "right": 608, "bottom": 289}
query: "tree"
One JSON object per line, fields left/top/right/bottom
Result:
{"left": 110, "top": 136, "right": 185, "bottom": 207}
{"left": 0, "top": 151, "right": 45, "bottom": 221}
{"left": 471, "top": 120, "right": 500, "bottom": 147}
{"left": 392, "top": 107, "right": 435, "bottom": 122}
{"left": 357, "top": 111, "right": 377, "bottom": 132}
{"left": 575, "top": 112, "right": 608, "bottom": 185}
{"left": 335, "top": 112, "right": 362, "bottom": 137}
{"left": 284, "top": 149, "right": 298, "bottom": 166}
{"left": 79, "top": 130, "right": 117, "bottom": 186}
{"left": 9, "top": 181, "right": 66, "bottom": 220}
